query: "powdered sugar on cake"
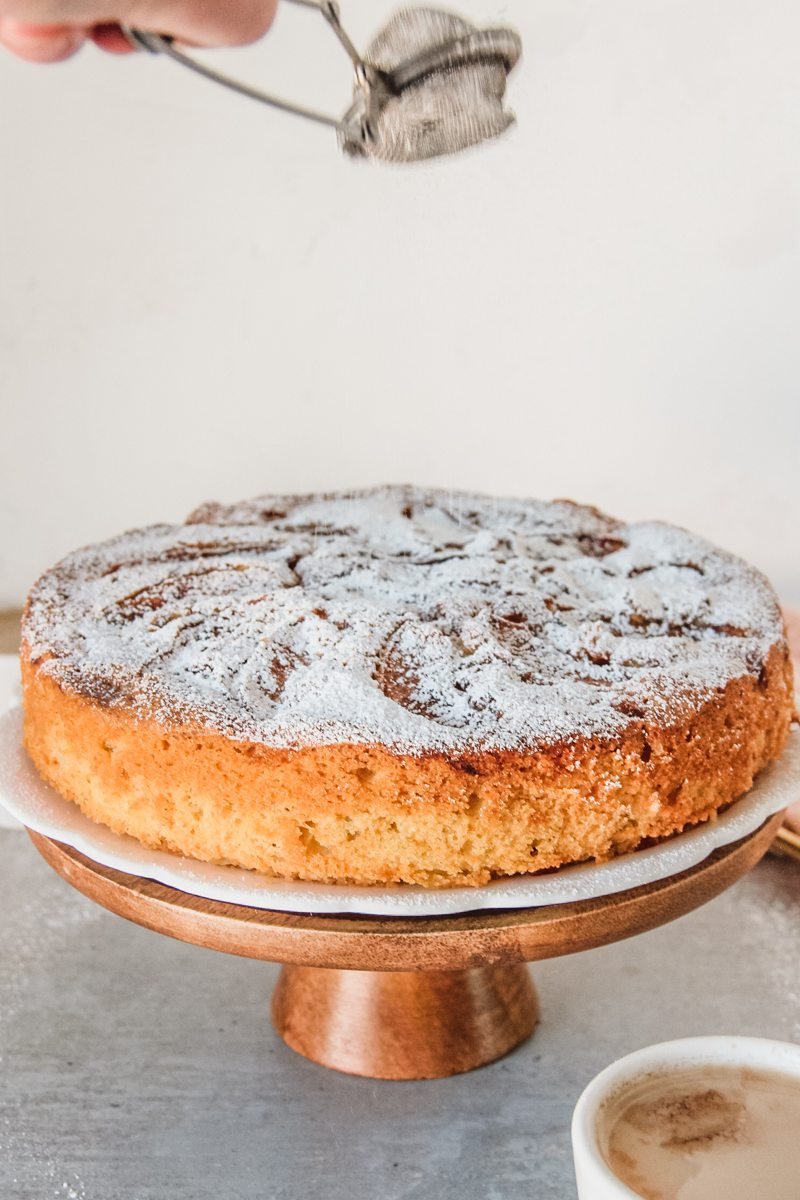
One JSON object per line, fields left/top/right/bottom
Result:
{"left": 22, "top": 487, "right": 787, "bottom": 754}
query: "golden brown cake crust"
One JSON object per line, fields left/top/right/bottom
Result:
{"left": 20, "top": 487, "right": 795, "bottom": 887}
{"left": 21, "top": 646, "right": 793, "bottom": 886}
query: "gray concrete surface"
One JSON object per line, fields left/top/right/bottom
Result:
{"left": 1, "top": 830, "right": 798, "bottom": 1200}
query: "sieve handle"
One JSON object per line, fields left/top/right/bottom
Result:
{"left": 121, "top": 0, "right": 371, "bottom": 135}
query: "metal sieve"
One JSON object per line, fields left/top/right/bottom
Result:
{"left": 123, "top": 0, "right": 522, "bottom": 163}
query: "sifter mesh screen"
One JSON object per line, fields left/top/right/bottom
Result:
{"left": 339, "top": 7, "right": 521, "bottom": 163}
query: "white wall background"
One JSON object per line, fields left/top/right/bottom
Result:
{"left": 1, "top": 0, "right": 799, "bottom": 607}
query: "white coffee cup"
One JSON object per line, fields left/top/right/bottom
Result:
{"left": 571, "top": 1036, "right": 800, "bottom": 1199}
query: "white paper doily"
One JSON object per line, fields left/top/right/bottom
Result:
{"left": 1, "top": 707, "right": 797, "bottom": 917}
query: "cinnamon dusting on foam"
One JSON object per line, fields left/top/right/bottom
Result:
{"left": 603, "top": 1065, "right": 800, "bottom": 1200}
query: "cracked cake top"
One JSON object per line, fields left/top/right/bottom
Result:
{"left": 22, "top": 486, "right": 786, "bottom": 754}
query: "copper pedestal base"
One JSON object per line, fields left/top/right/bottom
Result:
{"left": 272, "top": 962, "right": 539, "bottom": 1079}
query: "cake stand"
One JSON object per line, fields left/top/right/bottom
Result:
{"left": 26, "top": 812, "right": 784, "bottom": 1080}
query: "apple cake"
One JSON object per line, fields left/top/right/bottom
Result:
{"left": 21, "top": 487, "right": 794, "bottom": 887}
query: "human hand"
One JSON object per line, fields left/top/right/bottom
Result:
{"left": 0, "top": 0, "right": 278, "bottom": 63}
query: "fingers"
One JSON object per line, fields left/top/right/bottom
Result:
{"left": 0, "top": 0, "right": 278, "bottom": 61}
{"left": 89, "top": 22, "right": 134, "bottom": 52}
{"left": 0, "top": 18, "right": 85, "bottom": 61}
{"left": 123, "top": 0, "right": 278, "bottom": 47}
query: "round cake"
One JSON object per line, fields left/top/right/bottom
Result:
{"left": 21, "top": 487, "right": 794, "bottom": 887}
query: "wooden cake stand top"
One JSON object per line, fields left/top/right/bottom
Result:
{"left": 29, "top": 814, "right": 783, "bottom": 973}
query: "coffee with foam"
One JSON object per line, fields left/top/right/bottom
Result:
{"left": 599, "top": 1064, "right": 800, "bottom": 1200}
